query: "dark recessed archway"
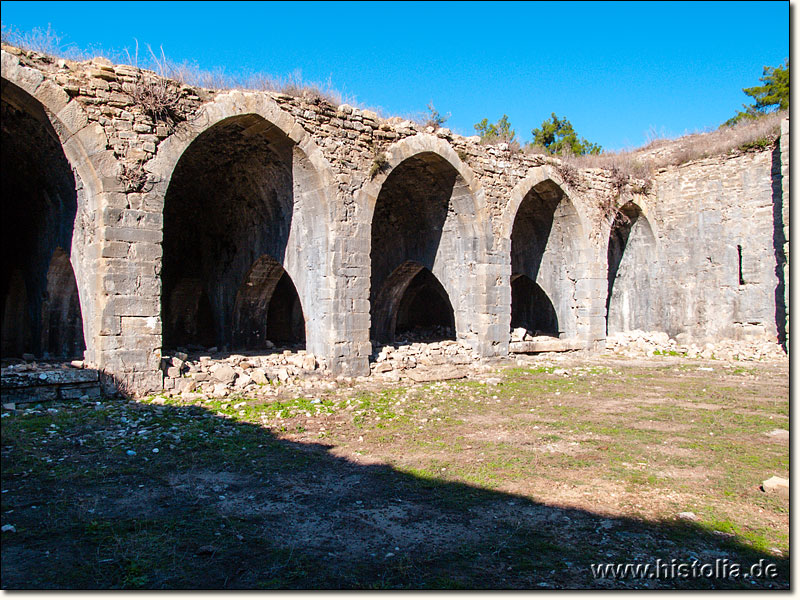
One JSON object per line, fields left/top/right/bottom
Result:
{"left": 369, "top": 153, "right": 459, "bottom": 343}
{"left": 165, "top": 278, "right": 216, "bottom": 349}
{"left": 395, "top": 266, "right": 455, "bottom": 341}
{"left": 232, "top": 255, "right": 305, "bottom": 349}
{"left": 1, "top": 80, "right": 85, "bottom": 359}
{"left": 162, "top": 113, "right": 299, "bottom": 351}
{"left": 510, "top": 179, "right": 582, "bottom": 339}
{"left": 372, "top": 261, "right": 455, "bottom": 344}
{"left": 510, "top": 274, "right": 559, "bottom": 337}
{"left": 41, "top": 249, "right": 85, "bottom": 359}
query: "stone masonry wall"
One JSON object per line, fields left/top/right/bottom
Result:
{"left": 0, "top": 45, "right": 789, "bottom": 394}
{"left": 649, "top": 145, "right": 786, "bottom": 343}
{"left": 780, "top": 118, "right": 789, "bottom": 348}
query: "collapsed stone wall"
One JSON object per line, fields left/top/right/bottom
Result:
{"left": 0, "top": 45, "right": 789, "bottom": 395}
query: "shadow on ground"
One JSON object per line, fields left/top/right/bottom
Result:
{"left": 0, "top": 399, "right": 788, "bottom": 589}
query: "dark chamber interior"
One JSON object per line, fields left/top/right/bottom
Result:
{"left": 370, "top": 153, "right": 457, "bottom": 343}
{"left": 510, "top": 275, "right": 558, "bottom": 336}
{"left": 233, "top": 256, "right": 304, "bottom": 348}
{"left": 509, "top": 181, "right": 563, "bottom": 336}
{"left": 162, "top": 114, "right": 305, "bottom": 352}
{"left": 1, "top": 80, "right": 85, "bottom": 360}
{"left": 394, "top": 267, "right": 455, "bottom": 340}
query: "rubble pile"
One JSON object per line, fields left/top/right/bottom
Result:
{"left": 161, "top": 349, "right": 333, "bottom": 399}
{"left": 605, "top": 330, "right": 786, "bottom": 361}
{"left": 393, "top": 326, "right": 456, "bottom": 344}
{"left": 369, "top": 339, "right": 478, "bottom": 376}
{"left": 160, "top": 337, "right": 484, "bottom": 400}
{"left": 1, "top": 359, "right": 101, "bottom": 406}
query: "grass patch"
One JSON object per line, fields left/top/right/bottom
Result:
{"left": 1, "top": 356, "right": 788, "bottom": 589}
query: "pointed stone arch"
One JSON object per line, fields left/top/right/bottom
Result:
{"left": 1, "top": 52, "right": 110, "bottom": 206}
{"left": 504, "top": 167, "right": 593, "bottom": 341}
{"left": 605, "top": 199, "right": 661, "bottom": 334}
{"left": 502, "top": 165, "right": 591, "bottom": 240}
{"left": 360, "top": 135, "right": 493, "bottom": 350}
{"left": 371, "top": 261, "right": 456, "bottom": 343}
{"left": 360, "top": 133, "right": 489, "bottom": 227}
{"left": 232, "top": 254, "right": 305, "bottom": 349}
{"left": 1, "top": 56, "right": 110, "bottom": 363}
{"left": 510, "top": 274, "right": 559, "bottom": 336}
{"left": 147, "top": 91, "right": 336, "bottom": 358}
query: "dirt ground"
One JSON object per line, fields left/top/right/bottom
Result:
{"left": 0, "top": 350, "right": 789, "bottom": 589}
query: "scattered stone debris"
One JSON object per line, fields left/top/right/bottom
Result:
{"left": 761, "top": 476, "right": 789, "bottom": 499}
{"left": 765, "top": 429, "right": 789, "bottom": 441}
{"left": 160, "top": 338, "right": 490, "bottom": 401}
{"left": 677, "top": 511, "right": 699, "bottom": 522}
{"left": 0, "top": 358, "right": 102, "bottom": 406}
{"left": 161, "top": 347, "right": 331, "bottom": 399}
{"left": 369, "top": 337, "right": 477, "bottom": 375}
{"left": 605, "top": 330, "right": 786, "bottom": 361}
{"left": 393, "top": 325, "right": 456, "bottom": 344}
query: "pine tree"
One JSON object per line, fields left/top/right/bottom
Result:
{"left": 474, "top": 114, "right": 516, "bottom": 144}
{"left": 724, "top": 60, "right": 788, "bottom": 126}
{"left": 529, "top": 113, "right": 601, "bottom": 156}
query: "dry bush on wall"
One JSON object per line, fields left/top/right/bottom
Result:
{"left": 126, "top": 42, "right": 184, "bottom": 127}
{"left": 554, "top": 162, "right": 580, "bottom": 190}
{"left": 118, "top": 161, "right": 150, "bottom": 193}
{"left": 132, "top": 72, "right": 182, "bottom": 125}
{"left": 368, "top": 152, "right": 389, "bottom": 179}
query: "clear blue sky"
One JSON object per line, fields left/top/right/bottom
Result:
{"left": 1, "top": 1, "right": 789, "bottom": 151}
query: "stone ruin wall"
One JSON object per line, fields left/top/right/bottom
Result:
{"left": 648, "top": 149, "right": 787, "bottom": 344}
{"left": 0, "top": 46, "right": 789, "bottom": 395}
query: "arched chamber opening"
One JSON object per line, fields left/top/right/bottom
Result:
{"left": 510, "top": 274, "right": 558, "bottom": 336}
{"left": 369, "top": 153, "right": 458, "bottom": 345}
{"left": 232, "top": 255, "right": 304, "bottom": 349}
{"left": 162, "top": 114, "right": 306, "bottom": 353}
{"left": 606, "top": 202, "right": 658, "bottom": 334}
{"left": 510, "top": 179, "right": 580, "bottom": 339}
{"left": 1, "top": 80, "right": 85, "bottom": 361}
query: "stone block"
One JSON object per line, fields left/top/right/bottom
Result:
{"left": 102, "top": 226, "right": 163, "bottom": 244}
{"left": 102, "top": 241, "right": 130, "bottom": 258}
{"left": 108, "top": 295, "right": 160, "bottom": 317}
{"left": 212, "top": 365, "right": 237, "bottom": 385}
{"left": 130, "top": 242, "right": 163, "bottom": 261}
{"left": 34, "top": 79, "right": 70, "bottom": 114}
{"left": 1, "top": 368, "right": 99, "bottom": 389}
{"left": 762, "top": 476, "right": 789, "bottom": 499}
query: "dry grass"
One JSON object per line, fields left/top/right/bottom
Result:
{"left": 548, "top": 111, "right": 786, "bottom": 182}
{"left": 634, "top": 110, "right": 786, "bottom": 166}
{"left": 0, "top": 23, "right": 353, "bottom": 107}
{"left": 1, "top": 23, "right": 123, "bottom": 63}
{"left": 3, "top": 24, "right": 786, "bottom": 174}
{"left": 168, "top": 61, "right": 352, "bottom": 106}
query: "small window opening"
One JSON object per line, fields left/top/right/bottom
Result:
{"left": 737, "top": 245, "right": 745, "bottom": 286}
